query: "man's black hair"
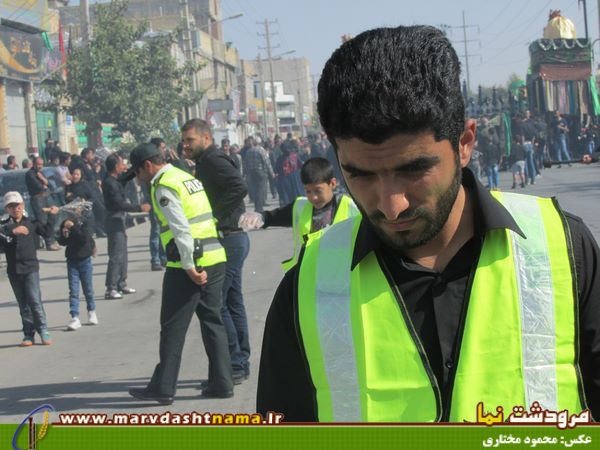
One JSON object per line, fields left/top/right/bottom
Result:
{"left": 59, "top": 152, "right": 70, "bottom": 164}
{"left": 150, "top": 137, "right": 165, "bottom": 147}
{"left": 300, "top": 157, "right": 335, "bottom": 185}
{"left": 181, "top": 119, "right": 212, "bottom": 137}
{"left": 105, "top": 153, "right": 121, "bottom": 173}
{"left": 81, "top": 147, "right": 95, "bottom": 159}
{"left": 318, "top": 26, "right": 465, "bottom": 152}
{"left": 146, "top": 154, "right": 165, "bottom": 166}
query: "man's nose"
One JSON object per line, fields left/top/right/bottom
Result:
{"left": 377, "top": 180, "right": 410, "bottom": 221}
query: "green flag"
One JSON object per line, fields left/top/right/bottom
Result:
{"left": 41, "top": 31, "right": 53, "bottom": 51}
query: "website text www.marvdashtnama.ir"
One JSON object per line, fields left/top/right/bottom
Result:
{"left": 56, "top": 411, "right": 284, "bottom": 426}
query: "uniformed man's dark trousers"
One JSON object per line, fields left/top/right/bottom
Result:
{"left": 147, "top": 263, "right": 233, "bottom": 396}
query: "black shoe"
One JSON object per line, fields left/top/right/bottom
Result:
{"left": 200, "top": 387, "right": 234, "bottom": 399}
{"left": 520, "top": 182, "right": 525, "bottom": 188}
{"left": 557, "top": 164, "right": 562, "bottom": 168}
{"left": 233, "top": 371, "right": 249, "bottom": 385}
{"left": 128, "top": 388, "right": 173, "bottom": 405}
{"left": 151, "top": 264, "right": 164, "bottom": 271}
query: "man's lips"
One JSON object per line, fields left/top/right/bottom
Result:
{"left": 379, "top": 217, "right": 418, "bottom": 231}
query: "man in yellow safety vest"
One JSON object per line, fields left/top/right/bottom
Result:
{"left": 257, "top": 26, "right": 600, "bottom": 422}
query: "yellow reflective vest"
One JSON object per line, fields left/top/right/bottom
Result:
{"left": 151, "top": 165, "right": 226, "bottom": 269}
{"left": 281, "top": 194, "right": 360, "bottom": 272}
{"left": 297, "top": 191, "right": 587, "bottom": 422}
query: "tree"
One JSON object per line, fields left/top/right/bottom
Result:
{"left": 46, "top": 0, "right": 200, "bottom": 145}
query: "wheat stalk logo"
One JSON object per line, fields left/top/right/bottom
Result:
{"left": 37, "top": 411, "right": 49, "bottom": 440}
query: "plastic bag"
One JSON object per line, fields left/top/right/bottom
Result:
{"left": 238, "top": 212, "right": 264, "bottom": 230}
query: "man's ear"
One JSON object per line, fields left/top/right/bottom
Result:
{"left": 459, "top": 118, "right": 477, "bottom": 168}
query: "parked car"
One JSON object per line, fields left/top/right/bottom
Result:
{"left": 0, "top": 167, "right": 65, "bottom": 216}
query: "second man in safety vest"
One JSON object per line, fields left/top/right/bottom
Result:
{"left": 241, "top": 157, "right": 360, "bottom": 272}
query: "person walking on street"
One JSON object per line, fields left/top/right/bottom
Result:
{"left": 521, "top": 110, "right": 538, "bottom": 184}
{"left": 243, "top": 137, "right": 275, "bottom": 213}
{"left": 25, "top": 157, "right": 59, "bottom": 251}
{"left": 551, "top": 110, "right": 572, "bottom": 167}
{"left": 257, "top": 25, "right": 600, "bottom": 422}
{"left": 182, "top": 119, "right": 252, "bottom": 385}
{"left": 126, "top": 143, "right": 233, "bottom": 403}
{"left": 102, "top": 153, "right": 150, "bottom": 299}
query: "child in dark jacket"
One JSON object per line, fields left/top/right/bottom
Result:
{"left": 0, "top": 191, "right": 58, "bottom": 346}
{"left": 57, "top": 215, "right": 97, "bottom": 330}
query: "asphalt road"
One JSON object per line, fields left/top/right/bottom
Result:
{"left": 1, "top": 163, "right": 598, "bottom": 423}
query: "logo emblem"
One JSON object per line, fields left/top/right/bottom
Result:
{"left": 12, "top": 404, "right": 54, "bottom": 450}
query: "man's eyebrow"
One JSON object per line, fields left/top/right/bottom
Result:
{"left": 341, "top": 155, "right": 441, "bottom": 174}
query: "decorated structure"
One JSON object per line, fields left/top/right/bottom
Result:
{"left": 527, "top": 10, "right": 600, "bottom": 117}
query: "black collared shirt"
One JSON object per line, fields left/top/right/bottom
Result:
{"left": 257, "top": 169, "right": 600, "bottom": 421}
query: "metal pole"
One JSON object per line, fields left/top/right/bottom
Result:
{"left": 179, "top": 0, "right": 200, "bottom": 119}
{"left": 581, "top": 0, "right": 590, "bottom": 40}
{"left": 257, "top": 55, "right": 268, "bottom": 137}
{"left": 462, "top": 10, "right": 471, "bottom": 96}
{"left": 264, "top": 20, "right": 278, "bottom": 137}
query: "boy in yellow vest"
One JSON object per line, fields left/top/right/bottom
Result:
{"left": 241, "top": 157, "right": 359, "bottom": 271}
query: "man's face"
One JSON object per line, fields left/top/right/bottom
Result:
{"left": 6, "top": 202, "right": 24, "bottom": 221}
{"left": 222, "top": 143, "right": 230, "bottom": 153}
{"left": 337, "top": 131, "right": 470, "bottom": 251}
{"left": 181, "top": 128, "right": 210, "bottom": 159}
{"left": 304, "top": 180, "right": 336, "bottom": 210}
{"left": 113, "top": 156, "right": 126, "bottom": 175}
{"left": 135, "top": 161, "right": 153, "bottom": 183}
{"left": 71, "top": 169, "right": 82, "bottom": 183}
{"left": 34, "top": 158, "right": 43, "bottom": 171}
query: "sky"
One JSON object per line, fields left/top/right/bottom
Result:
{"left": 71, "top": 0, "right": 600, "bottom": 91}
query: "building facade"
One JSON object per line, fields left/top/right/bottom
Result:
{"left": 0, "top": 0, "right": 75, "bottom": 163}
{"left": 240, "top": 57, "right": 314, "bottom": 137}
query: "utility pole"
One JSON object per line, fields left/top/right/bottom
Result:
{"left": 179, "top": 0, "right": 200, "bottom": 120}
{"left": 446, "top": 12, "right": 480, "bottom": 97}
{"left": 81, "top": 0, "right": 91, "bottom": 44}
{"left": 598, "top": 0, "right": 600, "bottom": 42}
{"left": 257, "top": 54, "right": 269, "bottom": 137}
{"left": 258, "top": 19, "right": 279, "bottom": 137}
{"left": 297, "top": 88, "right": 305, "bottom": 137}
{"left": 81, "top": 0, "right": 95, "bottom": 148}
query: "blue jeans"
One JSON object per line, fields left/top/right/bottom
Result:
{"left": 220, "top": 232, "right": 251, "bottom": 375}
{"left": 486, "top": 164, "right": 499, "bottom": 189}
{"left": 9, "top": 271, "right": 48, "bottom": 338}
{"left": 556, "top": 134, "right": 572, "bottom": 162}
{"left": 524, "top": 142, "right": 537, "bottom": 183}
{"left": 68, "top": 257, "right": 95, "bottom": 317}
{"left": 149, "top": 213, "right": 166, "bottom": 266}
{"left": 587, "top": 139, "right": 595, "bottom": 155}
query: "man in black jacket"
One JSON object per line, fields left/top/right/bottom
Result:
{"left": 25, "top": 157, "right": 59, "bottom": 251}
{"left": 182, "top": 119, "right": 251, "bottom": 384}
{"left": 70, "top": 149, "right": 107, "bottom": 237}
{"left": 102, "top": 153, "right": 151, "bottom": 299}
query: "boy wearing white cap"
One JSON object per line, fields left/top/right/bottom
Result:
{"left": 0, "top": 191, "right": 58, "bottom": 346}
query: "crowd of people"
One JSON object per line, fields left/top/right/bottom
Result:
{"left": 0, "top": 110, "right": 368, "bottom": 404}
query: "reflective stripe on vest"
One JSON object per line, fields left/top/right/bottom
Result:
{"left": 151, "top": 166, "right": 226, "bottom": 268}
{"left": 281, "top": 195, "right": 360, "bottom": 272}
{"left": 298, "top": 192, "right": 584, "bottom": 422}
